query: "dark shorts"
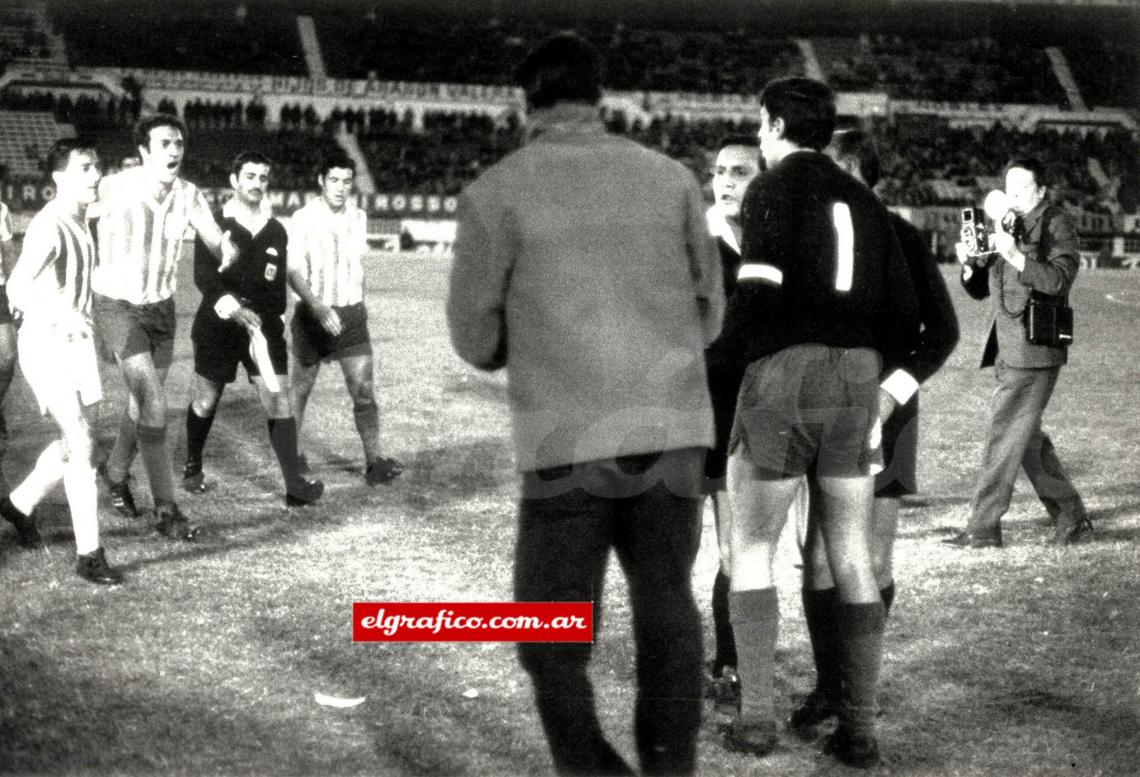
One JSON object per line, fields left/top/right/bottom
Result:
{"left": 93, "top": 293, "right": 176, "bottom": 369}
{"left": 290, "top": 301, "right": 372, "bottom": 367}
{"left": 0, "top": 286, "right": 12, "bottom": 325}
{"left": 874, "top": 395, "right": 918, "bottom": 498}
{"left": 192, "top": 307, "right": 288, "bottom": 385}
{"left": 729, "top": 344, "right": 884, "bottom": 480}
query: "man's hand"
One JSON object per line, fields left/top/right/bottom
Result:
{"left": 992, "top": 231, "right": 1026, "bottom": 271}
{"left": 314, "top": 303, "right": 343, "bottom": 337}
{"left": 231, "top": 306, "right": 261, "bottom": 333}
{"left": 219, "top": 230, "right": 240, "bottom": 271}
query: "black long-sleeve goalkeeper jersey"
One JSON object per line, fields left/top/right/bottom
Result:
{"left": 719, "top": 150, "right": 921, "bottom": 373}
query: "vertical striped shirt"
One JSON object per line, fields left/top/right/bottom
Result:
{"left": 287, "top": 198, "right": 367, "bottom": 307}
{"left": 91, "top": 167, "right": 213, "bottom": 304}
{"left": 7, "top": 200, "right": 96, "bottom": 321}
{"left": 0, "top": 200, "right": 12, "bottom": 285}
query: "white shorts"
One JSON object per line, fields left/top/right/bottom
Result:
{"left": 18, "top": 322, "right": 103, "bottom": 415}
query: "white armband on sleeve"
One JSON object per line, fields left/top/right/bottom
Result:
{"left": 214, "top": 294, "right": 242, "bottom": 319}
{"left": 881, "top": 369, "right": 919, "bottom": 406}
{"left": 737, "top": 263, "right": 783, "bottom": 285}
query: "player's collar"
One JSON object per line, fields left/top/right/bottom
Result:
{"left": 526, "top": 102, "right": 604, "bottom": 141}
{"left": 706, "top": 205, "right": 740, "bottom": 255}
{"left": 223, "top": 196, "right": 272, "bottom": 235}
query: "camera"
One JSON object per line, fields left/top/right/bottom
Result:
{"left": 960, "top": 206, "right": 994, "bottom": 267}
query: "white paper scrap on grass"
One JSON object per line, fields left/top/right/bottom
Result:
{"left": 314, "top": 692, "right": 366, "bottom": 708}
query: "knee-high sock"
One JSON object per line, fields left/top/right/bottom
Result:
{"left": 880, "top": 582, "right": 896, "bottom": 619}
{"left": 803, "top": 587, "right": 842, "bottom": 699}
{"left": 837, "top": 601, "right": 886, "bottom": 739}
{"left": 353, "top": 403, "right": 381, "bottom": 463}
{"left": 184, "top": 404, "right": 215, "bottom": 468}
{"left": 730, "top": 587, "right": 779, "bottom": 721}
{"left": 105, "top": 411, "right": 138, "bottom": 483}
{"left": 10, "top": 441, "right": 66, "bottom": 515}
{"left": 712, "top": 569, "right": 737, "bottom": 672}
{"left": 62, "top": 457, "right": 99, "bottom": 555}
{"left": 136, "top": 424, "right": 175, "bottom": 505}
{"left": 267, "top": 417, "right": 301, "bottom": 487}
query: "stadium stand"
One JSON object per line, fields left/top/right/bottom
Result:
{"left": 0, "top": 110, "right": 72, "bottom": 179}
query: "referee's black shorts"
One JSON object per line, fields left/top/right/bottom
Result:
{"left": 191, "top": 307, "right": 288, "bottom": 385}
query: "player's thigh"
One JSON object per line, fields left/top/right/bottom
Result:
{"left": 727, "top": 451, "right": 802, "bottom": 547}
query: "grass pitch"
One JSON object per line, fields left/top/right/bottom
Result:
{"left": 1, "top": 252, "right": 1137, "bottom": 776}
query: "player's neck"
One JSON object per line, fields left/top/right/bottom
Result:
{"left": 147, "top": 176, "right": 175, "bottom": 202}
{"left": 53, "top": 197, "right": 88, "bottom": 223}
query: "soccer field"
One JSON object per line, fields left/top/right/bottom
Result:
{"left": 1, "top": 251, "right": 1137, "bottom": 776}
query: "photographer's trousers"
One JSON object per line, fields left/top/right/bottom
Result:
{"left": 968, "top": 361, "right": 1086, "bottom": 537}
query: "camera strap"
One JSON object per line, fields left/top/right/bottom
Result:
{"left": 997, "top": 206, "right": 1055, "bottom": 319}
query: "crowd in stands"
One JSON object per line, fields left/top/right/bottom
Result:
{"left": 0, "top": 89, "right": 141, "bottom": 131}
{"left": 816, "top": 33, "right": 1067, "bottom": 107}
{"left": 40, "top": 1, "right": 1137, "bottom": 109}
{"left": 3, "top": 87, "right": 1137, "bottom": 216}
{"left": 48, "top": 0, "right": 306, "bottom": 76}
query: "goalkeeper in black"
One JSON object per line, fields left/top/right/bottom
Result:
{"left": 720, "top": 78, "right": 920, "bottom": 769}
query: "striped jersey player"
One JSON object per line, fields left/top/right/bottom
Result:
{"left": 91, "top": 113, "right": 237, "bottom": 542}
{"left": 286, "top": 152, "right": 402, "bottom": 485}
{"left": 0, "top": 139, "right": 123, "bottom": 584}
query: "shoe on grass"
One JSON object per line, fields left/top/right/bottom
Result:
{"left": 365, "top": 456, "right": 403, "bottom": 486}
{"left": 285, "top": 477, "right": 324, "bottom": 507}
{"left": 75, "top": 546, "right": 124, "bottom": 586}
{"left": 822, "top": 727, "right": 880, "bottom": 769}
{"left": 154, "top": 502, "right": 200, "bottom": 542}
{"left": 1, "top": 496, "right": 43, "bottom": 549}
{"left": 182, "top": 462, "right": 206, "bottom": 494}
{"left": 98, "top": 463, "right": 140, "bottom": 518}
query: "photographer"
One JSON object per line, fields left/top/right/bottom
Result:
{"left": 945, "top": 156, "right": 1092, "bottom": 549}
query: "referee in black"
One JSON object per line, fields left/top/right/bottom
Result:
{"left": 182, "top": 151, "right": 322, "bottom": 506}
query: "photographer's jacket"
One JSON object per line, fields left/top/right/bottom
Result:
{"left": 962, "top": 200, "right": 1079, "bottom": 368}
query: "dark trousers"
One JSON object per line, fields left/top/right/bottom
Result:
{"left": 514, "top": 448, "right": 705, "bottom": 776}
{"left": 968, "top": 361, "right": 1086, "bottom": 536}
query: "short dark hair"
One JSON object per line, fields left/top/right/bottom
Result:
{"left": 759, "top": 77, "right": 836, "bottom": 152}
{"left": 231, "top": 150, "right": 273, "bottom": 178}
{"left": 515, "top": 32, "right": 603, "bottom": 110}
{"left": 830, "top": 128, "right": 881, "bottom": 188}
{"left": 133, "top": 113, "right": 187, "bottom": 151}
{"left": 317, "top": 152, "right": 355, "bottom": 179}
{"left": 46, "top": 137, "right": 98, "bottom": 173}
{"left": 1004, "top": 156, "right": 1048, "bottom": 188}
{"left": 717, "top": 133, "right": 760, "bottom": 152}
